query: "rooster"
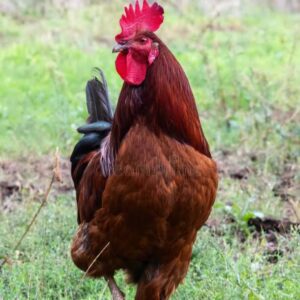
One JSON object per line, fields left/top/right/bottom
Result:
{"left": 70, "top": 1, "right": 218, "bottom": 299}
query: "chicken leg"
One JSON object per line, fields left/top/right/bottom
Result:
{"left": 105, "top": 276, "right": 125, "bottom": 300}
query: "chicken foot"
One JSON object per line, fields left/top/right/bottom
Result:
{"left": 105, "top": 276, "right": 125, "bottom": 300}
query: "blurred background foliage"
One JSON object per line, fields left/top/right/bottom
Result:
{"left": 0, "top": 0, "right": 299, "bottom": 158}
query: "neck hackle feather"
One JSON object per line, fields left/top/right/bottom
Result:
{"left": 110, "top": 34, "right": 211, "bottom": 163}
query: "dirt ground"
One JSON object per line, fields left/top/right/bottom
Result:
{"left": 0, "top": 156, "right": 73, "bottom": 213}
{"left": 1, "top": 151, "right": 298, "bottom": 217}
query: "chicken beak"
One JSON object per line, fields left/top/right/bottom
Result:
{"left": 112, "top": 43, "right": 129, "bottom": 53}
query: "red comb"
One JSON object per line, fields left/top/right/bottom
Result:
{"left": 115, "top": 0, "right": 164, "bottom": 42}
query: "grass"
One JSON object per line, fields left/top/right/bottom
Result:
{"left": 1, "top": 196, "right": 299, "bottom": 299}
{"left": 0, "top": 1, "right": 299, "bottom": 299}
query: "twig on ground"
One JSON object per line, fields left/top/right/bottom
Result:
{"left": 72, "top": 242, "right": 111, "bottom": 299}
{"left": 79, "top": 242, "right": 110, "bottom": 283}
{"left": 0, "top": 149, "right": 62, "bottom": 270}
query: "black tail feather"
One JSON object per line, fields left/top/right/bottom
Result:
{"left": 70, "top": 69, "right": 113, "bottom": 179}
{"left": 86, "top": 68, "right": 113, "bottom": 123}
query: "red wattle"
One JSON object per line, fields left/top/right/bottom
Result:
{"left": 116, "top": 52, "right": 147, "bottom": 86}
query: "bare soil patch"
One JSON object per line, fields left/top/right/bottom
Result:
{"left": 0, "top": 156, "right": 73, "bottom": 212}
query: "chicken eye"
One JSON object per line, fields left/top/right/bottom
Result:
{"left": 139, "top": 37, "right": 148, "bottom": 44}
